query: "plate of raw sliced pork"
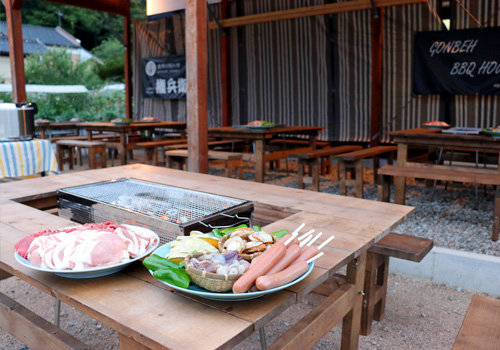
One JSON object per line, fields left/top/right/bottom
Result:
{"left": 14, "top": 222, "right": 159, "bottom": 278}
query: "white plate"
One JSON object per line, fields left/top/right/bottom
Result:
{"left": 14, "top": 224, "right": 159, "bottom": 279}
{"left": 148, "top": 242, "right": 314, "bottom": 301}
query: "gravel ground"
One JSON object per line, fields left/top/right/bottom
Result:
{"left": 1, "top": 156, "right": 499, "bottom": 349}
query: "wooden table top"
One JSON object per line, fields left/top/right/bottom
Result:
{"left": 77, "top": 121, "right": 187, "bottom": 131}
{"left": 0, "top": 165, "right": 414, "bottom": 349}
{"left": 208, "top": 126, "right": 324, "bottom": 139}
{"left": 388, "top": 128, "right": 500, "bottom": 150}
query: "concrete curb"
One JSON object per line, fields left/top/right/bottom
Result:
{"left": 389, "top": 247, "right": 500, "bottom": 296}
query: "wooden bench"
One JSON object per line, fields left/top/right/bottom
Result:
{"left": 452, "top": 294, "right": 500, "bottom": 350}
{"left": 56, "top": 140, "right": 107, "bottom": 170}
{"left": 0, "top": 291, "right": 91, "bottom": 350}
{"left": 289, "top": 145, "right": 363, "bottom": 191}
{"left": 134, "top": 139, "right": 188, "bottom": 165}
{"left": 377, "top": 164, "right": 500, "bottom": 240}
{"left": 361, "top": 232, "right": 434, "bottom": 335}
{"left": 165, "top": 149, "right": 244, "bottom": 179}
{"left": 334, "top": 145, "right": 397, "bottom": 198}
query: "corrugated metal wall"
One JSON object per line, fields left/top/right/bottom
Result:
{"left": 133, "top": 0, "right": 500, "bottom": 141}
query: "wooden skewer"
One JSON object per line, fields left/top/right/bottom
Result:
{"left": 297, "top": 229, "right": 315, "bottom": 241}
{"left": 284, "top": 234, "right": 297, "bottom": 246}
{"left": 317, "top": 235, "right": 335, "bottom": 250}
{"left": 299, "top": 234, "right": 313, "bottom": 247}
{"left": 307, "top": 232, "right": 323, "bottom": 247}
{"left": 307, "top": 252, "right": 324, "bottom": 264}
{"left": 290, "top": 223, "right": 305, "bottom": 236}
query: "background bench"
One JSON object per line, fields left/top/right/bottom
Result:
{"left": 334, "top": 145, "right": 397, "bottom": 198}
{"left": 56, "top": 140, "right": 107, "bottom": 170}
{"left": 135, "top": 139, "right": 188, "bottom": 165}
{"left": 362, "top": 232, "right": 434, "bottom": 335}
{"left": 165, "top": 149, "right": 244, "bottom": 179}
{"left": 378, "top": 164, "right": 500, "bottom": 240}
{"left": 453, "top": 294, "right": 500, "bottom": 350}
{"left": 289, "top": 145, "right": 362, "bottom": 191}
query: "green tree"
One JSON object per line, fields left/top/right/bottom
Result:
{"left": 92, "top": 38, "right": 125, "bottom": 82}
{"left": 24, "top": 49, "right": 103, "bottom": 89}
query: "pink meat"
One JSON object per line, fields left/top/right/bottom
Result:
{"left": 17, "top": 222, "right": 157, "bottom": 271}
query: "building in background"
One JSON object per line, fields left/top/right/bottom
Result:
{"left": 0, "top": 22, "right": 101, "bottom": 83}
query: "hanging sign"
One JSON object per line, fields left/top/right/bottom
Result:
{"left": 413, "top": 27, "right": 500, "bottom": 95}
{"left": 142, "top": 55, "right": 186, "bottom": 99}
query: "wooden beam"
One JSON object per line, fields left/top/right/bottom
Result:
{"left": 370, "top": 8, "right": 383, "bottom": 147}
{"left": 220, "top": 0, "right": 231, "bottom": 127}
{"left": 123, "top": 3, "right": 132, "bottom": 121}
{"left": 208, "top": 0, "right": 424, "bottom": 29}
{"left": 43, "top": 0, "right": 129, "bottom": 16}
{"left": 4, "top": 0, "right": 26, "bottom": 103}
{"left": 186, "top": 0, "right": 209, "bottom": 173}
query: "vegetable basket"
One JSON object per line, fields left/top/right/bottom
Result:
{"left": 184, "top": 253, "right": 242, "bottom": 292}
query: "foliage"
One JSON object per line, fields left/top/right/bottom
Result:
{"left": 0, "top": 90, "right": 125, "bottom": 122}
{"left": 24, "top": 49, "right": 103, "bottom": 89}
{"left": 92, "top": 38, "right": 125, "bottom": 82}
{"left": 0, "top": 0, "right": 147, "bottom": 50}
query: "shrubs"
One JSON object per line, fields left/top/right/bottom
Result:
{"left": 0, "top": 90, "right": 125, "bottom": 122}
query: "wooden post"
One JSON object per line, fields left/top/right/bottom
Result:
{"left": 186, "top": 0, "right": 209, "bottom": 173}
{"left": 3, "top": 0, "right": 27, "bottom": 103}
{"left": 220, "top": 0, "right": 231, "bottom": 126}
{"left": 123, "top": 2, "right": 132, "bottom": 121}
{"left": 369, "top": 8, "right": 383, "bottom": 147}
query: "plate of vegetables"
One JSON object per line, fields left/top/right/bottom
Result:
{"left": 233, "top": 121, "right": 275, "bottom": 131}
{"left": 144, "top": 225, "right": 314, "bottom": 301}
{"left": 482, "top": 128, "right": 500, "bottom": 138}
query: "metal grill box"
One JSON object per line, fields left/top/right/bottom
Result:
{"left": 57, "top": 178, "right": 253, "bottom": 244}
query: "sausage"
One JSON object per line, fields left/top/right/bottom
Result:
{"left": 249, "top": 233, "right": 298, "bottom": 270}
{"left": 255, "top": 260, "right": 309, "bottom": 291}
{"left": 264, "top": 244, "right": 301, "bottom": 276}
{"left": 279, "top": 233, "right": 299, "bottom": 246}
{"left": 232, "top": 241, "right": 286, "bottom": 294}
{"left": 293, "top": 246, "right": 318, "bottom": 264}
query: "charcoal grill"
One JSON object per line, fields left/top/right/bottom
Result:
{"left": 57, "top": 178, "right": 253, "bottom": 244}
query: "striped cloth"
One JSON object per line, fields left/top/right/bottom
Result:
{"left": 0, "top": 139, "right": 59, "bottom": 178}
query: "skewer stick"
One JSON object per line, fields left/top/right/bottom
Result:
{"left": 290, "top": 223, "right": 305, "bottom": 237}
{"left": 307, "top": 232, "right": 323, "bottom": 247}
{"left": 317, "top": 235, "right": 335, "bottom": 250}
{"left": 299, "top": 234, "right": 313, "bottom": 247}
{"left": 297, "top": 229, "right": 315, "bottom": 241}
{"left": 307, "top": 252, "right": 324, "bottom": 264}
{"left": 284, "top": 234, "right": 297, "bottom": 246}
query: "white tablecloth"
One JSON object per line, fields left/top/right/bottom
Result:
{"left": 0, "top": 139, "right": 59, "bottom": 178}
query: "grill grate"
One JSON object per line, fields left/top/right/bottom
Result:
{"left": 57, "top": 178, "right": 253, "bottom": 244}
{"left": 59, "top": 178, "right": 246, "bottom": 224}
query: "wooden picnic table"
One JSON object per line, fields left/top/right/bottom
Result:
{"left": 35, "top": 122, "right": 81, "bottom": 139}
{"left": 77, "top": 121, "right": 187, "bottom": 165}
{"left": 208, "top": 126, "right": 324, "bottom": 182}
{"left": 0, "top": 164, "right": 413, "bottom": 350}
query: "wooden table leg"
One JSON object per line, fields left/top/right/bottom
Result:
{"left": 298, "top": 159, "right": 305, "bottom": 189}
{"left": 120, "top": 133, "right": 127, "bottom": 165}
{"left": 341, "top": 251, "right": 366, "bottom": 350}
{"left": 354, "top": 159, "right": 363, "bottom": 198}
{"left": 493, "top": 185, "right": 500, "bottom": 241}
{"left": 339, "top": 160, "right": 347, "bottom": 195}
{"left": 394, "top": 144, "right": 408, "bottom": 205}
{"left": 119, "top": 333, "right": 150, "bottom": 350}
{"left": 312, "top": 159, "right": 319, "bottom": 192}
{"left": 255, "top": 139, "right": 265, "bottom": 183}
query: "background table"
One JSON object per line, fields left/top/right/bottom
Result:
{"left": 78, "top": 122, "right": 187, "bottom": 165}
{"left": 0, "top": 139, "right": 58, "bottom": 178}
{"left": 209, "top": 126, "right": 324, "bottom": 182}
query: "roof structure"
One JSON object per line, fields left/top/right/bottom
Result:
{"left": 0, "top": 83, "right": 88, "bottom": 93}
{"left": 0, "top": 21, "right": 80, "bottom": 55}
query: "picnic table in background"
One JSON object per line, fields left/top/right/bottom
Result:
{"left": 77, "top": 121, "right": 187, "bottom": 165}
{"left": 0, "top": 139, "right": 58, "bottom": 178}
{"left": 35, "top": 122, "right": 81, "bottom": 139}
{"left": 208, "top": 125, "right": 324, "bottom": 182}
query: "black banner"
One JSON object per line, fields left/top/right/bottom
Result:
{"left": 142, "top": 55, "right": 186, "bottom": 99}
{"left": 413, "top": 27, "right": 500, "bottom": 95}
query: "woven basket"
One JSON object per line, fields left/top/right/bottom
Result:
{"left": 184, "top": 253, "right": 242, "bottom": 292}
{"left": 218, "top": 232, "right": 278, "bottom": 262}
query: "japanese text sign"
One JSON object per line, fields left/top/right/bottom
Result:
{"left": 142, "top": 56, "right": 186, "bottom": 99}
